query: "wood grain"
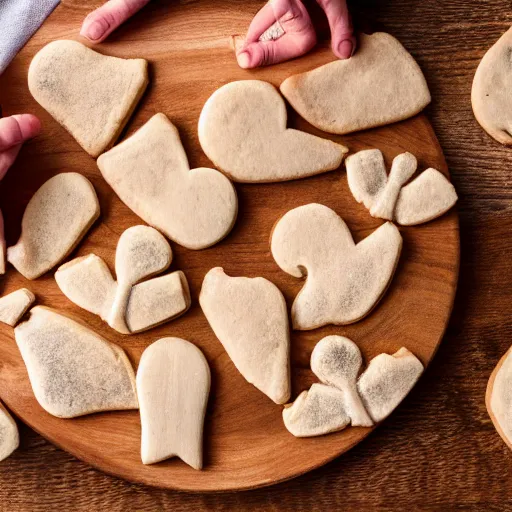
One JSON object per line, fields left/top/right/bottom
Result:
{"left": 0, "top": 0, "right": 502, "bottom": 508}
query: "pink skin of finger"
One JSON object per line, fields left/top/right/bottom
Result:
{"left": 316, "top": 0, "right": 356, "bottom": 58}
{"left": 0, "top": 114, "right": 41, "bottom": 269}
{"left": 80, "top": 0, "right": 151, "bottom": 43}
{"left": 237, "top": 0, "right": 355, "bottom": 69}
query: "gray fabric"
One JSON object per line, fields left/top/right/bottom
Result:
{"left": 0, "top": 0, "right": 60, "bottom": 74}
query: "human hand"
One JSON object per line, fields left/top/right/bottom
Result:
{"left": 80, "top": 0, "right": 151, "bottom": 43}
{"left": 0, "top": 114, "right": 41, "bottom": 265}
{"left": 236, "top": 0, "right": 355, "bottom": 69}
{"left": 80, "top": 0, "right": 354, "bottom": 68}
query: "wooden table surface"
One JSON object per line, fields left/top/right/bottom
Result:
{"left": 0, "top": 0, "right": 511, "bottom": 510}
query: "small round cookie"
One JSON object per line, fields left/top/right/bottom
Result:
{"left": 472, "top": 26, "right": 512, "bottom": 145}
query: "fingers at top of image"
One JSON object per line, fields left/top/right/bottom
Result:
{"left": 316, "top": 0, "right": 356, "bottom": 58}
{"left": 80, "top": 0, "right": 151, "bottom": 43}
{"left": 237, "top": 0, "right": 316, "bottom": 69}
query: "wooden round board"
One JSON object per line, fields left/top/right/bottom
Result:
{"left": 0, "top": 0, "right": 459, "bottom": 492}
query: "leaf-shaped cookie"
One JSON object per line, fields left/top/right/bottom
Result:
{"left": 55, "top": 226, "right": 190, "bottom": 335}
{"left": 199, "top": 267, "right": 290, "bottom": 404}
{"left": 0, "top": 289, "right": 35, "bottom": 327}
{"left": 0, "top": 401, "right": 19, "bottom": 462}
{"left": 472, "top": 27, "right": 512, "bottom": 145}
{"left": 14, "top": 307, "right": 138, "bottom": 418}
{"left": 98, "top": 114, "right": 238, "bottom": 250}
{"left": 487, "top": 346, "right": 512, "bottom": 450}
{"left": 7, "top": 173, "right": 100, "bottom": 280}
{"left": 346, "top": 149, "right": 458, "bottom": 226}
{"left": 137, "top": 338, "right": 210, "bottom": 468}
{"left": 28, "top": 40, "right": 148, "bottom": 157}
{"left": 282, "top": 384, "right": 350, "bottom": 438}
{"left": 198, "top": 80, "right": 347, "bottom": 182}
{"left": 357, "top": 347, "right": 424, "bottom": 423}
{"left": 271, "top": 204, "right": 402, "bottom": 330}
{"left": 280, "top": 32, "right": 431, "bottom": 135}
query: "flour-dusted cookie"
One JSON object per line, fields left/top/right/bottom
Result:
{"left": 0, "top": 401, "right": 19, "bottom": 462}
{"left": 137, "top": 338, "right": 210, "bottom": 468}
{"left": 357, "top": 347, "right": 423, "bottom": 423}
{"left": 109, "top": 225, "right": 172, "bottom": 333}
{"left": 472, "top": 27, "right": 512, "bottom": 145}
{"left": 14, "top": 306, "right": 138, "bottom": 418}
{"left": 280, "top": 32, "right": 431, "bottom": 135}
{"left": 271, "top": 204, "right": 402, "bottom": 330}
{"left": 346, "top": 149, "right": 458, "bottom": 226}
{"left": 311, "top": 336, "right": 373, "bottom": 426}
{"left": 200, "top": 267, "right": 290, "bottom": 404}
{"left": 98, "top": 114, "right": 237, "bottom": 250}
{"left": 486, "top": 346, "right": 512, "bottom": 449}
{"left": 55, "top": 226, "right": 190, "bottom": 334}
{"left": 7, "top": 173, "right": 100, "bottom": 280}
{"left": 0, "top": 289, "right": 35, "bottom": 327}
{"left": 198, "top": 80, "right": 347, "bottom": 183}
{"left": 282, "top": 384, "right": 350, "bottom": 438}
{"left": 283, "top": 335, "right": 424, "bottom": 438}
{"left": 28, "top": 40, "right": 148, "bottom": 157}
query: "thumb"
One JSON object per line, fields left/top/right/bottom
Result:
{"left": 80, "top": 0, "right": 151, "bottom": 43}
{"left": 0, "top": 115, "right": 41, "bottom": 153}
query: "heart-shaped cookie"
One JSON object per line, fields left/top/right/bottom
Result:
{"left": 137, "top": 337, "right": 210, "bottom": 468}
{"left": 280, "top": 32, "right": 431, "bottom": 135}
{"left": 98, "top": 114, "right": 238, "bottom": 250}
{"left": 200, "top": 267, "right": 290, "bottom": 404}
{"left": 198, "top": 80, "right": 348, "bottom": 183}
{"left": 271, "top": 203, "right": 402, "bottom": 330}
{"left": 14, "top": 307, "right": 138, "bottom": 418}
{"left": 28, "top": 40, "right": 148, "bottom": 157}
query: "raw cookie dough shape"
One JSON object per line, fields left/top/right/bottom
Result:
{"left": 14, "top": 306, "right": 138, "bottom": 418}
{"left": 7, "top": 173, "right": 100, "bottom": 280}
{"left": 270, "top": 203, "right": 402, "bottom": 330}
{"left": 55, "top": 225, "right": 191, "bottom": 335}
{"left": 199, "top": 267, "right": 291, "bottom": 404}
{"left": 346, "top": 149, "right": 458, "bottom": 226}
{"left": 198, "top": 80, "right": 348, "bottom": 183}
{"left": 280, "top": 32, "right": 431, "bottom": 135}
{"left": 472, "top": 27, "right": 512, "bottom": 145}
{"left": 98, "top": 113, "right": 238, "bottom": 250}
{"left": 137, "top": 337, "right": 210, "bottom": 468}
{"left": 486, "top": 346, "right": 512, "bottom": 450}
{"left": 284, "top": 335, "right": 424, "bottom": 437}
{"left": 28, "top": 40, "right": 148, "bottom": 157}
{"left": 0, "top": 401, "right": 19, "bottom": 462}
{"left": 0, "top": 289, "right": 35, "bottom": 327}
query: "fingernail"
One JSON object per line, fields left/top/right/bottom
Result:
{"left": 337, "top": 39, "right": 354, "bottom": 59}
{"left": 237, "top": 51, "right": 251, "bottom": 69}
{"left": 81, "top": 20, "right": 105, "bottom": 41}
